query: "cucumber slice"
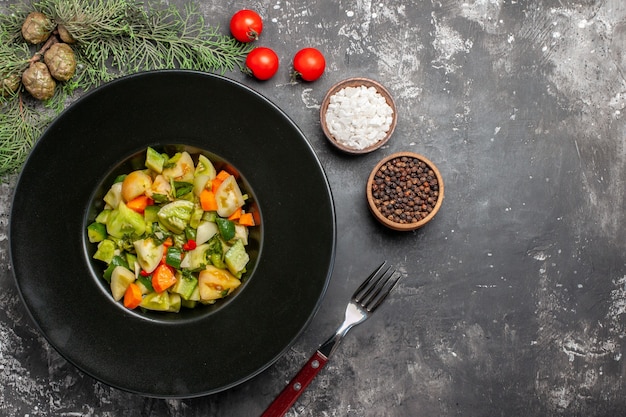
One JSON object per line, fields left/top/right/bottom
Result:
{"left": 87, "top": 222, "right": 107, "bottom": 243}
{"left": 224, "top": 239, "right": 249, "bottom": 275}
{"left": 170, "top": 273, "right": 198, "bottom": 300}
{"left": 145, "top": 147, "right": 167, "bottom": 173}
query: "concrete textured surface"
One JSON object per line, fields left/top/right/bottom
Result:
{"left": 1, "top": 0, "right": 625, "bottom": 415}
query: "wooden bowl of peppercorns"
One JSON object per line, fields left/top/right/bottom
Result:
{"left": 366, "top": 152, "right": 444, "bottom": 231}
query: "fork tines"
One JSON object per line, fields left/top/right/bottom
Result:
{"left": 354, "top": 261, "right": 401, "bottom": 312}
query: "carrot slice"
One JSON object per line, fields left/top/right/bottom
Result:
{"left": 211, "top": 170, "right": 231, "bottom": 192}
{"left": 211, "top": 178, "right": 222, "bottom": 192}
{"left": 228, "top": 207, "right": 242, "bottom": 221}
{"left": 200, "top": 189, "right": 218, "bottom": 211}
{"left": 126, "top": 195, "right": 153, "bottom": 214}
{"left": 239, "top": 212, "right": 255, "bottom": 226}
{"left": 216, "top": 170, "right": 231, "bottom": 181}
{"left": 123, "top": 283, "right": 143, "bottom": 309}
{"left": 152, "top": 264, "right": 177, "bottom": 293}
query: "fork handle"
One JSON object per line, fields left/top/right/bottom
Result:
{"left": 260, "top": 350, "right": 329, "bottom": 417}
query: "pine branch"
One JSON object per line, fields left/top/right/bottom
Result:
{"left": 0, "top": 0, "right": 253, "bottom": 178}
{"left": 0, "top": 95, "right": 46, "bottom": 175}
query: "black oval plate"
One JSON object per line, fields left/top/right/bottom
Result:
{"left": 10, "top": 70, "right": 336, "bottom": 398}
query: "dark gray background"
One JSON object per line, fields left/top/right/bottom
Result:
{"left": 1, "top": 0, "right": 625, "bottom": 415}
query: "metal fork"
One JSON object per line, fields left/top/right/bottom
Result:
{"left": 261, "top": 261, "right": 401, "bottom": 417}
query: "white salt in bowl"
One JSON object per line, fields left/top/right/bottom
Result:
{"left": 320, "top": 77, "right": 397, "bottom": 154}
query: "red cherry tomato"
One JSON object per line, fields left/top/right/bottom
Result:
{"left": 230, "top": 9, "right": 263, "bottom": 43}
{"left": 292, "top": 48, "right": 326, "bottom": 81}
{"left": 245, "top": 47, "right": 279, "bottom": 80}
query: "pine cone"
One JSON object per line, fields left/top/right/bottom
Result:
{"left": 44, "top": 43, "right": 77, "bottom": 81}
{"left": 22, "top": 62, "right": 56, "bottom": 101}
{"left": 21, "top": 12, "right": 53, "bottom": 44}
{"left": 1, "top": 73, "right": 21, "bottom": 97}
{"left": 57, "top": 24, "right": 76, "bottom": 44}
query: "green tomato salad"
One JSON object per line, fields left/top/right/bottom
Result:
{"left": 87, "top": 148, "right": 257, "bottom": 313}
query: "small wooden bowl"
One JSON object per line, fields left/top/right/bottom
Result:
{"left": 366, "top": 152, "right": 444, "bottom": 231}
{"left": 320, "top": 77, "right": 397, "bottom": 154}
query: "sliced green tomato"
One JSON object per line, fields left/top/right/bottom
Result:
{"left": 233, "top": 224, "right": 249, "bottom": 245}
{"left": 215, "top": 175, "right": 245, "bottom": 217}
{"left": 149, "top": 174, "right": 172, "bottom": 202}
{"left": 157, "top": 200, "right": 194, "bottom": 234}
{"left": 95, "top": 209, "right": 111, "bottom": 224}
{"left": 198, "top": 265, "right": 241, "bottom": 301}
{"left": 162, "top": 151, "right": 195, "bottom": 182}
{"left": 193, "top": 174, "right": 211, "bottom": 197}
{"left": 110, "top": 266, "right": 136, "bottom": 301}
{"left": 196, "top": 221, "right": 219, "bottom": 245}
{"left": 195, "top": 154, "right": 216, "bottom": 178}
{"left": 179, "top": 243, "right": 210, "bottom": 270}
{"left": 140, "top": 291, "right": 170, "bottom": 311}
{"left": 103, "top": 182, "right": 123, "bottom": 209}
{"left": 133, "top": 238, "right": 164, "bottom": 274}
{"left": 107, "top": 201, "right": 146, "bottom": 238}
{"left": 140, "top": 292, "right": 181, "bottom": 312}
{"left": 93, "top": 239, "right": 117, "bottom": 263}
